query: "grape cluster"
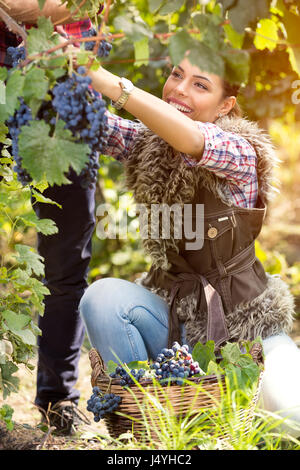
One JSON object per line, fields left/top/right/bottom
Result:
{"left": 6, "top": 34, "right": 112, "bottom": 189}
{"left": 109, "top": 366, "right": 146, "bottom": 386}
{"left": 7, "top": 98, "right": 33, "bottom": 185}
{"left": 50, "top": 66, "right": 109, "bottom": 188}
{"left": 151, "top": 342, "right": 203, "bottom": 385}
{"left": 82, "top": 28, "right": 112, "bottom": 57}
{"left": 7, "top": 46, "right": 26, "bottom": 67}
{"left": 87, "top": 386, "right": 122, "bottom": 422}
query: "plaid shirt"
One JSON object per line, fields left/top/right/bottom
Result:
{"left": 104, "top": 112, "right": 258, "bottom": 209}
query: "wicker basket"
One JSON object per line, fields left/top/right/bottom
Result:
{"left": 88, "top": 344, "right": 264, "bottom": 444}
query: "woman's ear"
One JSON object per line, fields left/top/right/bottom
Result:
{"left": 218, "top": 96, "right": 236, "bottom": 117}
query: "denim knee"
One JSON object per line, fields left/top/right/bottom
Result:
{"left": 79, "top": 277, "right": 122, "bottom": 322}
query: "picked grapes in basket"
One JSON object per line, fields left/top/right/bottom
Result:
{"left": 87, "top": 339, "right": 264, "bottom": 441}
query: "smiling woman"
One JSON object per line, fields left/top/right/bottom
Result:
{"left": 162, "top": 59, "right": 238, "bottom": 123}
{"left": 78, "top": 53, "right": 299, "bottom": 435}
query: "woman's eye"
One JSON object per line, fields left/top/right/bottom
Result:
{"left": 195, "top": 82, "right": 207, "bottom": 90}
{"left": 171, "top": 71, "right": 181, "bottom": 78}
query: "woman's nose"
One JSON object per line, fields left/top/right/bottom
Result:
{"left": 175, "top": 80, "right": 189, "bottom": 96}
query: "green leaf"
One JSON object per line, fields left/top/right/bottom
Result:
{"left": 126, "top": 360, "right": 150, "bottom": 371}
{"left": 107, "top": 360, "right": 119, "bottom": 374}
{"left": 17, "top": 212, "right": 58, "bottom": 235}
{"left": 0, "top": 67, "right": 7, "bottom": 82}
{"left": 0, "top": 404, "right": 14, "bottom": 430}
{"left": 223, "top": 362, "right": 243, "bottom": 389}
{"left": 23, "top": 67, "right": 49, "bottom": 103}
{"left": 13, "top": 244, "right": 45, "bottom": 277}
{"left": 221, "top": 45, "right": 250, "bottom": 85}
{"left": 0, "top": 80, "right": 5, "bottom": 105}
{"left": 192, "top": 340, "right": 216, "bottom": 373}
{"left": 113, "top": 16, "right": 153, "bottom": 42}
{"left": 280, "top": 4, "right": 300, "bottom": 75}
{"left": 168, "top": 30, "right": 194, "bottom": 66}
{"left": 2, "top": 310, "right": 31, "bottom": 331}
{"left": 192, "top": 13, "right": 224, "bottom": 50}
{"left": 254, "top": 18, "right": 279, "bottom": 52}
{"left": 222, "top": 0, "right": 270, "bottom": 34}
{"left": 26, "top": 17, "right": 54, "bottom": 55}
{"left": 148, "top": 0, "right": 163, "bottom": 13}
{"left": 188, "top": 42, "right": 225, "bottom": 77}
{"left": 0, "top": 70, "right": 25, "bottom": 123}
{"left": 223, "top": 23, "right": 245, "bottom": 49}
{"left": 30, "top": 188, "right": 62, "bottom": 208}
{"left": 18, "top": 120, "right": 90, "bottom": 186}
{"left": 1, "top": 311, "right": 37, "bottom": 346}
{"left": 134, "top": 37, "right": 150, "bottom": 67}
{"left": 0, "top": 123, "right": 8, "bottom": 143}
{"left": 12, "top": 328, "right": 36, "bottom": 346}
{"left": 0, "top": 361, "right": 19, "bottom": 398}
{"left": 159, "top": 0, "right": 185, "bottom": 16}
{"left": 220, "top": 341, "right": 241, "bottom": 363}
{"left": 206, "top": 360, "right": 222, "bottom": 376}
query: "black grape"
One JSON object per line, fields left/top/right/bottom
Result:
{"left": 151, "top": 342, "right": 203, "bottom": 385}
{"left": 7, "top": 46, "right": 26, "bottom": 67}
{"left": 82, "top": 28, "right": 112, "bottom": 57}
{"left": 86, "top": 386, "right": 122, "bottom": 422}
{"left": 51, "top": 67, "right": 109, "bottom": 189}
{"left": 6, "top": 98, "right": 33, "bottom": 186}
{"left": 109, "top": 366, "right": 146, "bottom": 387}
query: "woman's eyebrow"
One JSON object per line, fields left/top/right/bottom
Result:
{"left": 176, "top": 65, "right": 213, "bottom": 84}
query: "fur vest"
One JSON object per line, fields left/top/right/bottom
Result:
{"left": 123, "top": 115, "right": 295, "bottom": 348}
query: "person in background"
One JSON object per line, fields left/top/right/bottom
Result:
{"left": 1, "top": 0, "right": 104, "bottom": 435}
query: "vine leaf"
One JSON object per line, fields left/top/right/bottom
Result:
{"left": 13, "top": 244, "right": 45, "bottom": 277}
{"left": 18, "top": 120, "right": 90, "bottom": 186}
{"left": 254, "top": 18, "right": 279, "bottom": 52}
{"left": 222, "top": 0, "right": 270, "bottom": 34}
{"left": 159, "top": 0, "right": 185, "bottom": 15}
{"left": 0, "top": 70, "right": 24, "bottom": 123}
{"left": 192, "top": 340, "right": 216, "bottom": 373}
{"left": 16, "top": 212, "right": 58, "bottom": 236}
{"left": 26, "top": 17, "right": 54, "bottom": 55}
{"left": 0, "top": 362, "right": 19, "bottom": 399}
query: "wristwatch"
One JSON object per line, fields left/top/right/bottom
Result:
{"left": 112, "top": 77, "right": 134, "bottom": 110}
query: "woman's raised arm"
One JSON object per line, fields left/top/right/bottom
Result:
{"left": 88, "top": 67, "right": 205, "bottom": 160}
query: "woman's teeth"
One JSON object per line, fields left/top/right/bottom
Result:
{"left": 169, "top": 101, "right": 192, "bottom": 113}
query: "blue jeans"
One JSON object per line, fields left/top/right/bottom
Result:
{"left": 79, "top": 277, "right": 188, "bottom": 364}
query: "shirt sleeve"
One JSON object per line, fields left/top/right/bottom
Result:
{"left": 102, "top": 110, "right": 142, "bottom": 161}
{"left": 182, "top": 121, "right": 257, "bottom": 187}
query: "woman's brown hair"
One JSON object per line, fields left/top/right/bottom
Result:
{"left": 221, "top": 80, "right": 243, "bottom": 118}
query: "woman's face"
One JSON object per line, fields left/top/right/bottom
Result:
{"left": 162, "top": 58, "right": 232, "bottom": 123}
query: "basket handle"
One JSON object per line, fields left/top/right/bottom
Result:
{"left": 89, "top": 348, "right": 106, "bottom": 387}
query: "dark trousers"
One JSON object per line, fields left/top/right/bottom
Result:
{"left": 32, "top": 170, "right": 96, "bottom": 411}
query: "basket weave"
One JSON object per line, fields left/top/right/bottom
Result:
{"left": 88, "top": 344, "right": 264, "bottom": 444}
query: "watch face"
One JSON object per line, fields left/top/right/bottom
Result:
{"left": 121, "top": 78, "right": 134, "bottom": 92}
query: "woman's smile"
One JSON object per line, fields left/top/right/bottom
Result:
{"left": 166, "top": 97, "right": 194, "bottom": 114}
